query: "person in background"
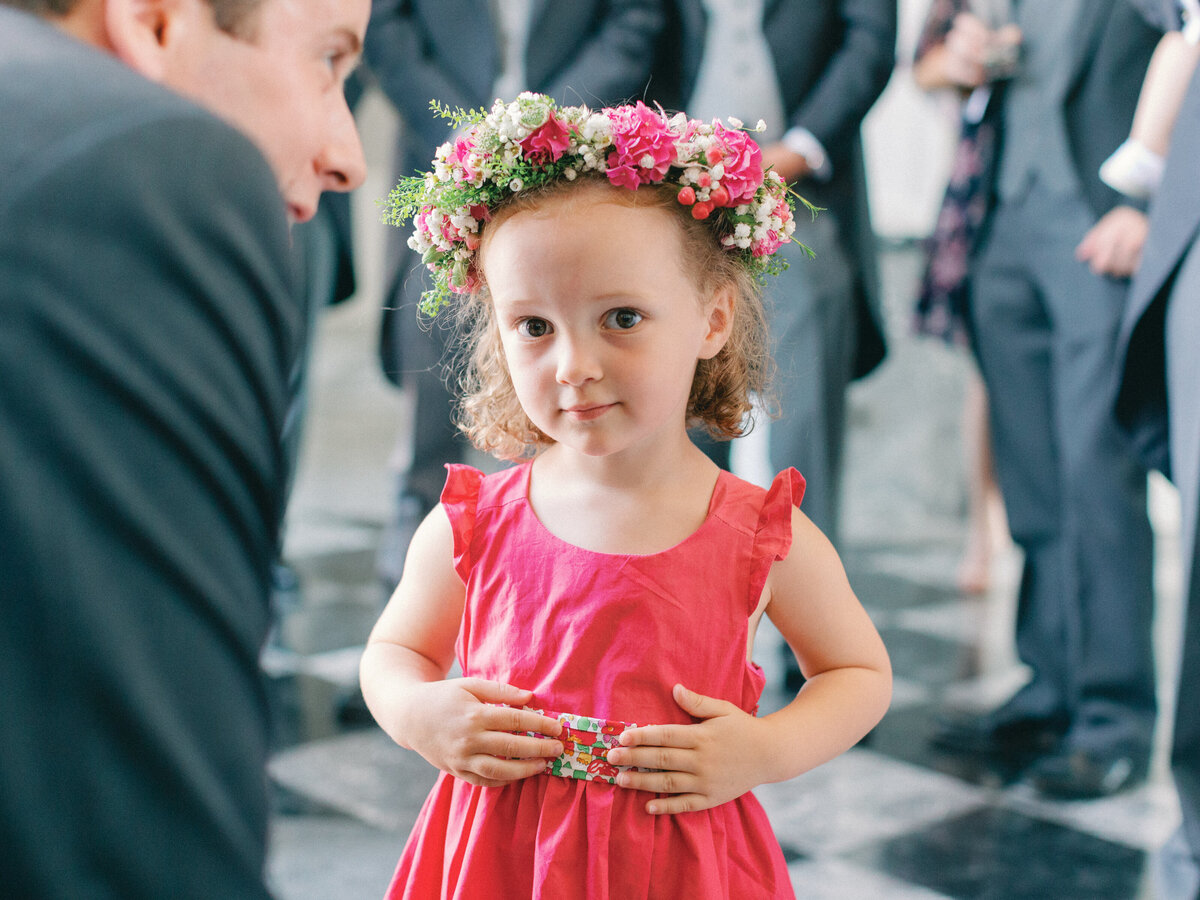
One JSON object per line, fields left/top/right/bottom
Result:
{"left": 364, "top": 0, "right": 665, "bottom": 590}
{"left": 909, "top": 0, "right": 1019, "bottom": 596}
{"left": 0, "top": 0, "right": 367, "bottom": 895}
{"left": 1115, "top": 7, "right": 1200, "bottom": 896}
{"left": 649, "top": 0, "right": 895, "bottom": 690}
{"left": 930, "top": 0, "right": 1162, "bottom": 801}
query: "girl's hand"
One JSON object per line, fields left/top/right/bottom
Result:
{"left": 606, "top": 683, "right": 765, "bottom": 815}
{"left": 403, "top": 678, "right": 564, "bottom": 788}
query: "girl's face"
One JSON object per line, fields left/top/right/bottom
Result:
{"left": 482, "top": 190, "right": 732, "bottom": 461}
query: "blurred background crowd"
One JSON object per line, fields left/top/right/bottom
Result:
{"left": 6, "top": 0, "right": 1200, "bottom": 896}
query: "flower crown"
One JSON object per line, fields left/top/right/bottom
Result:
{"left": 383, "top": 93, "right": 807, "bottom": 316}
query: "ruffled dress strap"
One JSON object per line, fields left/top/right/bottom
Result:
{"left": 746, "top": 468, "right": 806, "bottom": 612}
{"left": 440, "top": 463, "right": 484, "bottom": 583}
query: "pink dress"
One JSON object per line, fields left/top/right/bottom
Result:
{"left": 387, "top": 462, "right": 805, "bottom": 899}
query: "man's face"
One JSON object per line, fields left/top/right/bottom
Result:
{"left": 167, "top": 0, "right": 369, "bottom": 222}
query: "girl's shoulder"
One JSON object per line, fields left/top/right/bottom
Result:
{"left": 712, "top": 468, "right": 805, "bottom": 538}
{"left": 442, "top": 462, "right": 531, "bottom": 512}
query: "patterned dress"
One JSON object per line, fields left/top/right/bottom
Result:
{"left": 386, "top": 462, "right": 805, "bottom": 899}
{"left": 912, "top": 0, "right": 1002, "bottom": 347}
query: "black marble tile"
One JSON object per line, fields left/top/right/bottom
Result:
{"left": 849, "top": 805, "right": 1147, "bottom": 900}
{"left": 866, "top": 704, "right": 1032, "bottom": 789}
{"left": 267, "top": 671, "right": 368, "bottom": 752}
{"left": 778, "top": 842, "right": 807, "bottom": 864}
{"left": 878, "top": 626, "right": 977, "bottom": 686}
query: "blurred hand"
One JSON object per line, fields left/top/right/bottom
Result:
{"left": 760, "top": 143, "right": 812, "bottom": 184}
{"left": 401, "top": 678, "right": 563, "bottom": 787}
{"left": 1075, "top": 206, "right": 1148, "bottom": 278}
{"left": 941, "top": 14, "right": 1022, "bottom": 88}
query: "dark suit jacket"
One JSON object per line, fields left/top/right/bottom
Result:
{"left": 980, "top": 1, "right": 1161, "bottom": 234}
{"left": 365, "top": 0, "right": 665, "bottom": 383}
{"left": 649, "top": 0, "right": 897, "bottom": 378}
{"left": 1115, "top": 59, "right": 1200, "bottom": 479}
{"left": 0, "top": 9, "right": 297, "bottom": 898}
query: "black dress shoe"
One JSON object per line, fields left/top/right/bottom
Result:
{"left": 930, "top": 705, "right": 1068, "bottom": 756}
{"left": 1025, "top": 748, "right": 1149, "bottom": 800}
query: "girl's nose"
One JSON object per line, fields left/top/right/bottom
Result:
{"left": 555, "top": 335, "right": 602, "bottom": 386}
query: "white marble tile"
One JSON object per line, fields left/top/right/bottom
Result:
{"left": 758, "top": 747, "right": 988, "bottom": 856}
{"left": 788, "top": 856, "right": 956, "bottom": 900}
{"left": 1001, "top": 777, "right": 1182, "bottom": 852}
{"left": 887, "top": 675, "right": 934, "bottom": 711}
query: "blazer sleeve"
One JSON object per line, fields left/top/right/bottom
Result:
{"left": 364, "top": 0, "right": 486, "bottom": 150}
{"left": 0, "top": 108, "right": 295, "bottom": 899}
{"left": 789, "top": 0, "right": 897, "bottom": 164}
{"left": 534, "top": 0, "right": 667, "bottom": 107}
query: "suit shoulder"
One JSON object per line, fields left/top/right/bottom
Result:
{"left": 0, "top": 9, "right": 277, "bottom": 217}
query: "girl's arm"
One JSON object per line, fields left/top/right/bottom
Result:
{"left": 608, "top": 508, "right": 891, "bottom": 814}
{"left": 359, "top": 506, "right": 563, "bottom": 787}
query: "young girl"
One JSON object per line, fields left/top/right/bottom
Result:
{"left": 362, "top": 94, "right": 892, "bottom": 899}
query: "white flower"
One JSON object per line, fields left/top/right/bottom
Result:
{"left": 726, "top": 116, "right": 744, "bottom": 129}
{"left": 734, "top": 223, "right": 751, "bottom": 239}
{"left": 755, "top": 119, "right": 767, "bottom": 132}
{"left": 509, "top": 178, "right": 524, "bottom": 192}
{"left": 581, "top": 113, "right": 610, "bottom": 141}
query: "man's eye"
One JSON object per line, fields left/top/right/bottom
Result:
{"left": 605, "top": 308, "right": 642, "bottom": 330}
{"left": 517, "top": 318, "right": 551, "bottom": 337}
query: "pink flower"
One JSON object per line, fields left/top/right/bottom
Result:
{"left": 712, "top": 123, "right": 764, "bottom": 204}
{"left": 604, "top": 101, "right": 677, "bottom": 187}
{"left": 447, "top": 135, "right": 477, "bottom": 181}
{"left": 753, "top": 232, "right": 782, "bottom": 257}
{"left": 605, "top": 157, "right": 644, "bottom": 191}
{"left": 520, "top": 114, "right": 572, "bottom": 164}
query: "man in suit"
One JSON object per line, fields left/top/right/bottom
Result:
{"left": 364, "top": 0, "right": 665, "bottom": 587}
{"left": 1114, "top": 11, "right": 1200, "bottom": 893}
{"left": 649, "top": 0, "right": 894, "bottom": 688}
{"left": 932, "top": 0, "right": 1163, "bottom": 799}
{"left": 0, "top": 0, "right": 366, "bottom": 896}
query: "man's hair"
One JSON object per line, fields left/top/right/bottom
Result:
{"left": 3, "top": 0, "right": 263, "bottom": 36}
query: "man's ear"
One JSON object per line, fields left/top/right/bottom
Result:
{"left": 698, "top": 283, "right": 736, "bottom": 360}
{"left": 104, "top": 0, "right": 175, "bottom": 80}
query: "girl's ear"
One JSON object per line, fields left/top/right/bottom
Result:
{"left": 104, "top": 0, "right": 182, "bottom": 81}
{"left": 698, "top": 283, "right": 736, "bottom": 360}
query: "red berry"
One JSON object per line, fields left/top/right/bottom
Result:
{"left": 677, "top": 186, "right": 696, "bottom": 205}
{"left": 710, "top": 185, "right": 730, "bottom": 207}
{"left": 697, "top": 172, "right": 712, "bottom": 188}
{"left": 691, "top": 201, "right": 714, "bottom": 220}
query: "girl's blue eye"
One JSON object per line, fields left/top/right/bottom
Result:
{"left": 517, "top": 318, "right": 551, "bottom": 337}
{"left": 605, "top": 308, "right": 642, "bottom": 330}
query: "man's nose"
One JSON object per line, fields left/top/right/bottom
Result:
{"left": 319, "top": 99, "right": 367, "bottom": 192}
